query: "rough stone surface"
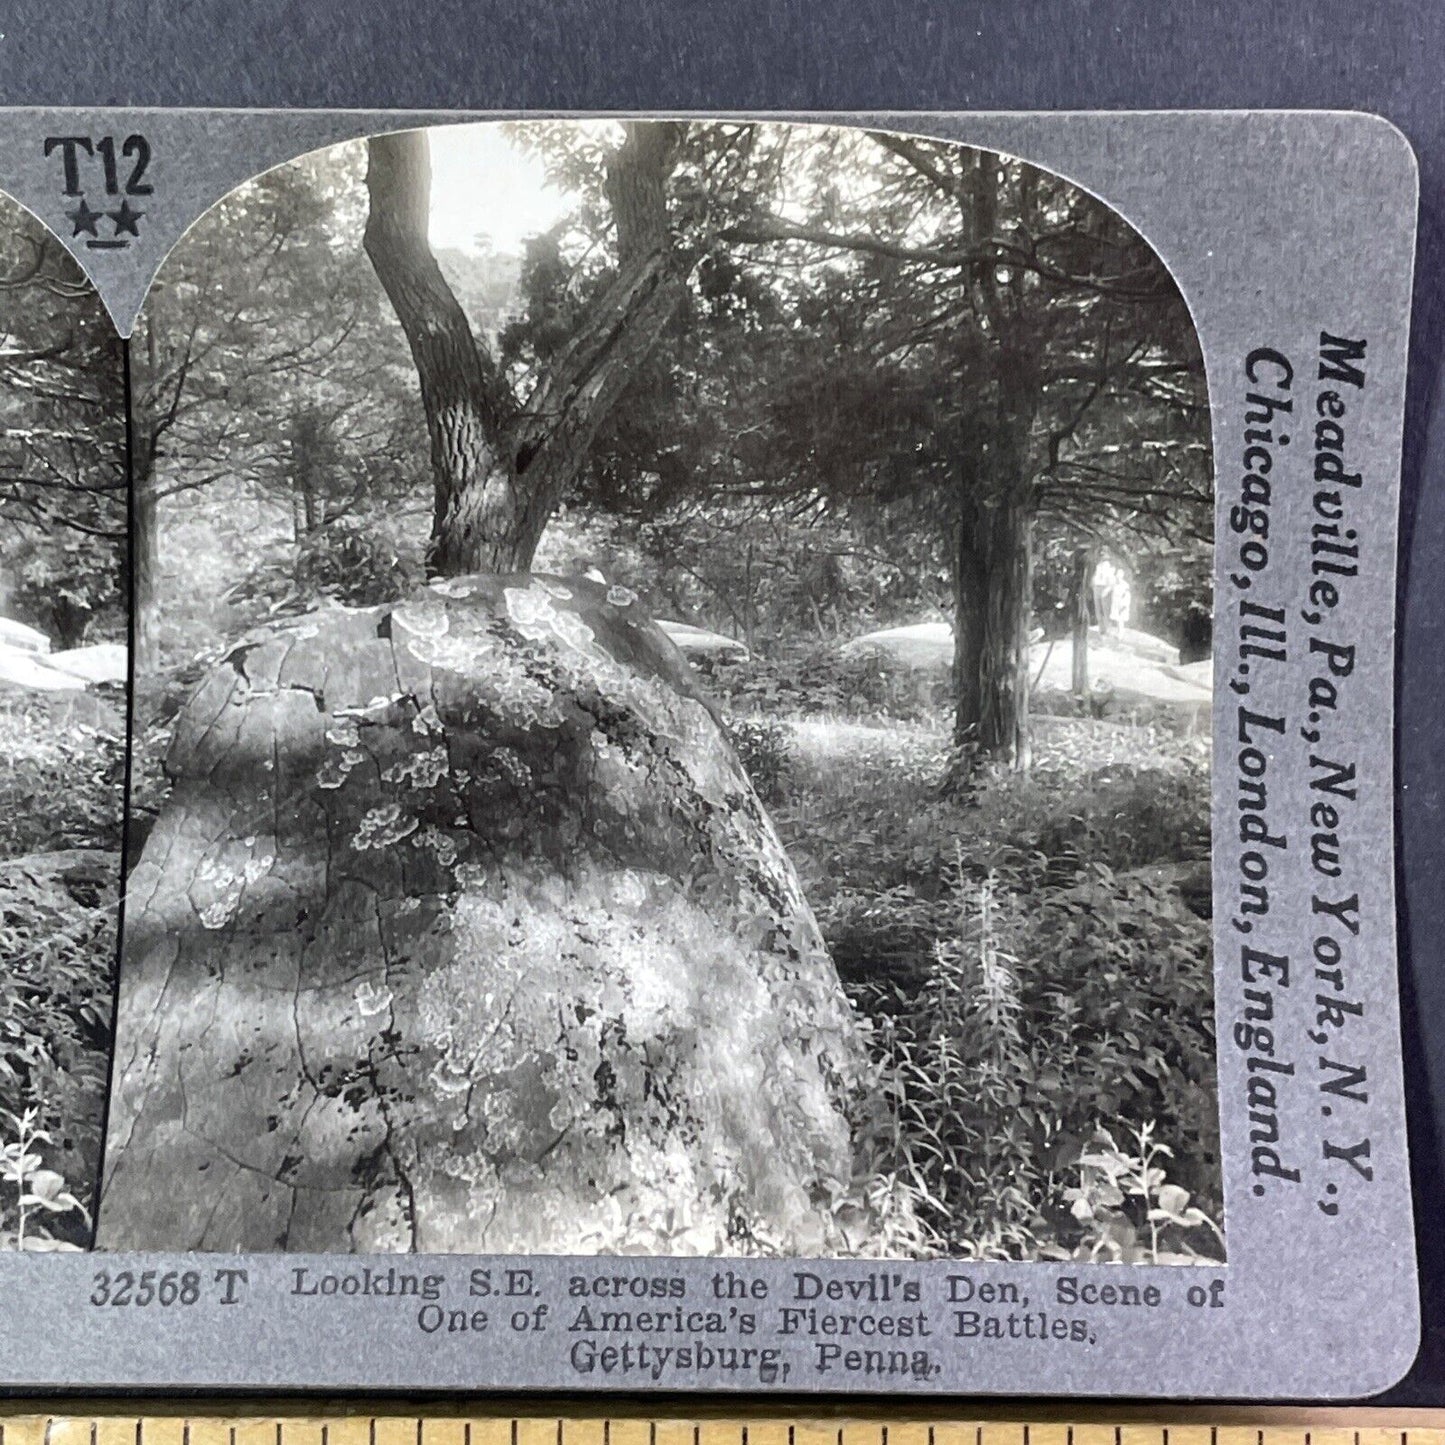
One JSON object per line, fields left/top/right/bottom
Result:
{"left": 98, "top": 574, "right": 863, "bottom": 1255}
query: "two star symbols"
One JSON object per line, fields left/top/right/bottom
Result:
{"left": 66, "top": 196, "right": 144, "bottom": 240}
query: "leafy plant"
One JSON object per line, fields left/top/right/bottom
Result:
{"left": 0, "top": 697, "right": 120, "bottom": 1248}
{"left": 726, "top": 714, "right": 793, "bottom": 803}
{"left": 0, "top": 863, "right": 115, "bottom": 1242}
{"left": 853, "top": 864, "right": 1050, "bottom": 1258}
{"left": 1052, "top": 1121, "right": 1224, "bottom": 1264}
{"left": 0, "top": 1107, "right": 89, "bottom": 1251}
{"left": 222, "top": 518, "right": 416, "bottom": 619}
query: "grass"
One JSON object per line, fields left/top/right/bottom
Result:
{"left": 773, "top": 710, "right": 1208, "bottom": 920}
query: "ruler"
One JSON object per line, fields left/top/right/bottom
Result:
{"left": 4, "top": 1410, "right": 1445, "bottom": 1445}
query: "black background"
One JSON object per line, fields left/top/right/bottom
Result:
{"left": 0, "top": 0, "right": 1440, "bottom": 1403}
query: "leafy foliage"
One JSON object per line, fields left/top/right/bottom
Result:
{"left": 852, "top": 855, "right": 1218, "bottom": 1260}
{"left": 0, "top": 696, "right": 125, "bottom": 858}
{"left": 0, "top": 697, "right": 121, "bottom": 1249}
{"left": 746, "top": 700, "right": 1219, "bottom": 1261}
{"left": 1, "top": 1108, "right": 90, "bottom": 1251}
{"left": 222, "top": 516, "right": 418, "bottom": 618}
{"left": 725, "top": 715, "right": 793, "bottom": 805}
{"left": 0, "top": 863, "right": 115, "bottom": 1176}
{"left": 134, "top": 142, "right": 429, "bottom": 669}
{"left": 1055, "top": 1121, "right": 1224, "bottom": 1264}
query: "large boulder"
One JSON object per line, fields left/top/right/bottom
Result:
{"left": 0, "top": 642, "right": 85, "bottom": 691}
{"left": 98, "top": 575, "right": 863, "bottom": 1255}
{"left": 656, "top": 620, "right": 751, "bottom": 663}
{"left": 46, "top": 641, "right": 128, "bottom": 685}
{"left": 0, "top": 616, "right": 50, "bottom": 655}
{"left": 841, "top": 620, "right": 952, "bottom": 671}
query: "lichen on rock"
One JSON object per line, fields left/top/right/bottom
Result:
{"left": 98, "top": 574, "right": 864, "bottom": 1255}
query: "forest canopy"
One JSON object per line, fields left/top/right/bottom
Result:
{"left": 138, "top": 121, "right": 1211, "bottom": 771}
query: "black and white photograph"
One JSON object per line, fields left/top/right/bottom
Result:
{"left": 0, "top": 192, "right": 128, "bottom": 1252}
{"left": 86, "top": 120, "right": 1222, "bottom": 1264}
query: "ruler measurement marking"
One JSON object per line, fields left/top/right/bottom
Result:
{"left": 14, "top": 1419, "right": 1445, "bottom": 1445}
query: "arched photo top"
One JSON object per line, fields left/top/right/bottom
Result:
{"left": 131, "top": 117, "right": 1212, "bottom": 672}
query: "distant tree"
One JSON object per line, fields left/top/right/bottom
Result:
{"left": 131, "top": 146, "right": 420, "bottom": 668}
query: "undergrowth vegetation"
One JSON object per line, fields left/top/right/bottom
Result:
{"left": 0, "top": 695, "right": 121, "bottom": 1249}
{"left": 732, "top": 685, "right": 1221, "bottom": 1264}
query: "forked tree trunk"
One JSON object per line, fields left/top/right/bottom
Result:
{"left": 363, "top": 125, "right": 688, "bottom": 575}
{"left": 362, "top": 132, "right": 523, "bottom": 573}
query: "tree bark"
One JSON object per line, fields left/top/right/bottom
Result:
{"left": 1070, "top": 547, "right": 1093, "bottom": 695}
{"left": 945, "top": 154, "right": 1042, "bottom": 771}
{"left": 364, "top": 124, "right": 688, "bottom": 575}
{"left": 363, "top": 131, "right": 514, "bottom": 572}
{"left": 949, "top": 331, "right": 1039, "bottom": 770}
{"left": 953, "top": 490, "right": 1032, "bottom": 767}
{"left": 131, "top": 444, "right": 159, "bottom": 674}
